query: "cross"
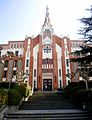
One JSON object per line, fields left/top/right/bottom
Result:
{"left": 46, "top": 6, "right": 49, "bottom": 16}
{"left": 44, "top": 46, "right": 51, "bottom": 53}
{"left": 46, "top": 6, "right": 49, "bottom": 12}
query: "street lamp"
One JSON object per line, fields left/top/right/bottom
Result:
{"left": 8, "top": 71, "right": 12, "bottom": 106}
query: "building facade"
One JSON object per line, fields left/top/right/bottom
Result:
{"left": 0, "top": 7, "right": 84, "bottom": 91}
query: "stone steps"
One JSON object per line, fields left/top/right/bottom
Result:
{"left": 19, "top": 92, "right": 77, "bottom": 110}
{"left": 3, "top": 92, "right": 92, "bottom": 119}
{"left": 19, "top": 102, "right": 76, "bottom": 110}
{"left": 3, "top": 110, "right": 92, "bottom": 120}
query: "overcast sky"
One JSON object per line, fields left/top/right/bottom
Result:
{"left": 0, "top": 0, "right": 92, "bottom": 44}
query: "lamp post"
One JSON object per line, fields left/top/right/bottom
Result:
{"left": 8, "top": 70, "right": 12, "bottom": 106}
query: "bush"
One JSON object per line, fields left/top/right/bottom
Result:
{"left": 72, "top": 89, "right": 89, "bottom": 104}
{"left": 63, "top": 81, "right": 87, "bottom": 98}
{"left": 0, "top": 89, "right": 8, "bottom": 106}
{"left": 7, "top": 89, "right": 22, "bottom": 106}
{"left": 19, "top": 84, "right": 27, "bottom": 97}
{"left": 0, "top": 83, "right": 30, "bottom": 106}
{"left": 63, "top": 86, "right": 80, "bottom": 98}
{"left": 63, "top": 81, "right": 92, "bottom": 110}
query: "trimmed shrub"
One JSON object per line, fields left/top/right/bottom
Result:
{"left": 63, "top": 81, "right": 92, "bottom": 110}
{"left": 7, "top": 89, "right": 22, "bottom": 106}
{"left": 63, "top": 86, "right": 81, "bottom": 98}
{"left": 19, "top": 84, "right": 27, "bottom": 97}
{"left": 72, "top": 89, "right": 89, "bottom": 104}
{"left": 0, "top": 89, "right": 8, "bottom": 106}
{"left": 0, "top": 83, "right": 30, "bottom": 106}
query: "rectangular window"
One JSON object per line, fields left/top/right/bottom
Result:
{"left": 4, "top": 60, "right": 9, "bottom": 67}
{"left": 66, "top": 59, "right": 69, "bottom": 67}
{"left": 14, "top": 60, "right": 17, "bottom": 67}
{"left": 34, "top": 69, "right": 36, "bottom": 77}
{"left": 26, "top": 60, "right": 29, "bottom": 67}
{"left": 27, "top": 48, "right": 30, "bottom": 57}
{"left": 26, "top": 70, "right": 28, "bottom": 75}
{"left": 13, "top": 71, "right": 16, "bottom": 76}
{"left": 4, "top": 71, "right": 7, "bottom": 78}
{"left": 59, "top": 69, "right": 61, "bottom": 77}
{"left": 15, "top": 51, "right": 18, "bottom": 56}
{"left": 11, "top": 44, "right": 13, "bottom": 48}
{"left": 14, "top": 44, "right": 16, "bottom": 48}
{"left": 20, "top": 44, "right": 22, "bottom": 48}
{"left": 17, "top": 44, "right": 19, "bottom": 48}
{"left": 0, "top": 51, "right": 1, "bottom": 57}
{"left": 67, "top": 69, "right": 69, "bottom": 74}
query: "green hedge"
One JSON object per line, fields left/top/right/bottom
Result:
{"left": 7, "top": 83, "right": 29, "bottom": 106}
{"left": 0, "top": 89, "right": 8, "bottom": 107}
{"left": 7, "top": 89, "right": 22, "bottom": 106}
{"left": 63, "top": 82, "right": 92, "bottom": 110}
{"left": 72, "top": 89, "right": 89, "bottom": 104}
{"left": 0, "top": 83, "right": 29, "bottom": 106}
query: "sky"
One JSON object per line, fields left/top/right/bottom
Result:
{"left": 0, "top": 0, "right": 92, "bottom": 44}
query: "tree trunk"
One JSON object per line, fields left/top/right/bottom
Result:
{"left": 85, "top": 80, "right": 88, "bottom": 90}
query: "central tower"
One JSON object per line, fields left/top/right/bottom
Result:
{"left": 41, "top": 6, "right": 53, "bottom": 45}
{"left": 37, "top": 6, "right": 58, "bottom": 91}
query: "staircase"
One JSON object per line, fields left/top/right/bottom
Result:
{"left": 19, "top": 92, "right": 77, "bottom": 110}
{"left": 3, "top": 109, "right": 92, "bottom": 120}
{"left": 3, "top": 92, "right": 92, "bottom": 120}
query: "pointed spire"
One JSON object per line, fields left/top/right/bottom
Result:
{"left": 43, "top": 6, "right": 52, "bottom": 27}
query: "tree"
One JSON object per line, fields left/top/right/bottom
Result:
{"left": 69, "top": 5, "right": 92, "bottom": 89}
{"left": 13, "top": 70, "right": 27, "bottom": 83}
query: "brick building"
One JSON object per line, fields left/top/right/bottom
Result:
{"left": 0, "top": 7, "right": 85, "bottom": 91}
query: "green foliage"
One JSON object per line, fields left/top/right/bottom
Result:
{"left": 79, "top": 5, "right": 92, "bottom": 43}
{"left": 63, "top": 81, "right": 86, "bottom": 98}
{"left": 7, "top": 89, "right": 22, "bottom": 106}
{"left": 69, "top": 6, "right": 92, "bottom": 90}
{"left": 0, "top": 89, "right": 8, "bottom": 106}
{"left": 19, "top": 84, "right": 27, "bottom": 97}
{"left": 0, "top": 83, "right": 29, "bottom": 106}
{"left": 72, "top": 89, "right": 89, "bottom": 104}
{"left": 63, "top": 81, "right": 92, "bottom": 110}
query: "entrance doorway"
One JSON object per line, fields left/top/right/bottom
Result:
{"left": 43, "top": 79, "right": 52, "bottom": 91}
